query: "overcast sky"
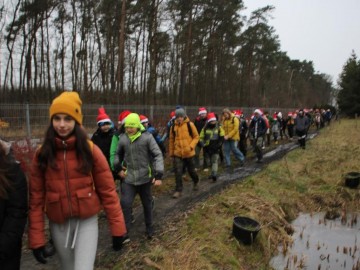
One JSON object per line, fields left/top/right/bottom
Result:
{"left": 243, "top": 0, "right": 360, "bottom": 86}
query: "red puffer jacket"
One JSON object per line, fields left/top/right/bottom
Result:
{"left": 28, "top": 136, "right": 126, "bottom": 249}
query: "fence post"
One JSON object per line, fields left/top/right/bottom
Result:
{"left": 150, "top": 105, "right": 154, "bottom": 120}
{"left": 26, "top": 103, "right": 31, "bottom": 138}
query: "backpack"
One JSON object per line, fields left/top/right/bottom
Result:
{"left": 171, "top": 121, "right": 193, "bottom": 138}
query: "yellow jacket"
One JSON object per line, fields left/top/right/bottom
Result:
{"left": 222, "top": 114, "right": 240, "bottom": 141}
{"left": 169, "top": 117, "right": 199, "bottom": 158}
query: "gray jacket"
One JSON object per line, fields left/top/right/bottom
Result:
{"left": 114, "top": 131, "right": 164, "bottom": 186}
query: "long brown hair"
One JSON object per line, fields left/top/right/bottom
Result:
{"left": 0, "top": 142, "right": 12, "bottom": 199}
{"left": 37, "top": 123, "right": 93, "bottom": 174}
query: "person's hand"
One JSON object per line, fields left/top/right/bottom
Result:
{"left": 224, "top": 135, "right": 229, "bottom": 140}
{"left": 32, "top": 246, "right": 48, "bottom": 264}
{"left": 112, "top": 236, "right": 123, "bottom": 251}
{"left": 118, "top": 170, "right": 126, "bottom": 179}
{"left": 152, "top": 179, "right": 162, "bottom": 186}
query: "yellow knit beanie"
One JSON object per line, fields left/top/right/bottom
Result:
{"left": 49, "top": 91, "right": 83, "bottom": 125}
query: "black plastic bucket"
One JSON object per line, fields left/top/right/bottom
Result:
{"left": 344, "top": 172, "right": 360, "bottom": 189}
{"left": 232, "top": 216, "right": 261, "bottom": 245}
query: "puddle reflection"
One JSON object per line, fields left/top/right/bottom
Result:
{"left": 271, "top": 212, "right": 360, "bottom": 270}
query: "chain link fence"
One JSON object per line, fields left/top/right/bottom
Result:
{"left": 0, "top": 103, "right": 293, "bottom": 140}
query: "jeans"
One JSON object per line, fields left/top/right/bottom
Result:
{"left": 223, "top": 140, "right": 245, "bottom": 166}
{"left": 252, "top": 137, "right": 264, "bottom": 161}
{"left": 120, "top": 181, "right": 153, "bottom": 235}
{"left": 174, "top": 157, "right": 199, "bottom": 192}
{"left": 204, "top": 151, "right": 219, "bottom": 176}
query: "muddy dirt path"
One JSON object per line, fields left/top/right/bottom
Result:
{"left": 20, "top": 136, "right": 314, "bottom": 269}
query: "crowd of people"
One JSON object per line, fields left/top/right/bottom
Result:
{"left": 0, "top": 90, "right": 333, "bottom": 270}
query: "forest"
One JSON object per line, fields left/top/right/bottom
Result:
{"left": 0, "top": 0, "right": 334, "bottom": 107}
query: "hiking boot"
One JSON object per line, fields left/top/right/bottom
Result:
{"left": 208, "top": 175, "right": 213, "bottom": 180}
{"left": 212, "top": 175, "right": 217, "bottom": 182}
{"left": 172, "top": 191, "right": 182, "bottom": 199}
{"left": 256, "top": 159, "right": 263, "bottom": 163}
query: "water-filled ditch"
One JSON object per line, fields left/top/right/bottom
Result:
{"left": 270, "top": 212, "right": 360, "bottom": 270}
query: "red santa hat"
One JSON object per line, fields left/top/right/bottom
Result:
{"left": 118, "top": 110, "right": 131, "bottom": 124}
{"left": 288, "top": 112, "right": 293, "bottom": 116}
{"left": 273, "top": 113, "right": 278, "bottom": 119}
{"left": 198, "top": 107, "right": 207, "bottom": 115}
{"left": 140, "top": 114, "right": 149, "bottom": 124}
{"left": 170, "top": 111, "right": 176, "bottom": 120}
{"left": 96, "top": 107, "right": 111, "bottom": 124}
{"left": 207, "top": 112, "right": 217, "bottom": 122}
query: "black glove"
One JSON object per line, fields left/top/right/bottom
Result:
{"left": 154, "top": 172, "right": 163, "bottom": 180}
{"left": 32, "top": 246, "right": 48, "bottom": 264}
{"left": 112, "top": 236, "right": 123, "bottom": 251}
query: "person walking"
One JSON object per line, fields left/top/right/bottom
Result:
{"left": 199, "top": 113, "right": 224, "bottom": 182}
{"left": 295, "top": 109, "right": 310, "bottom": 149}
{"left": 91, "top": 107, "right": 116, "bottom": 169}
{"left": 109, "top": 110, "right": 131, "bottom": 173}
{"left": 194, "top": 107, "right": 208, "bottom": 170}
{"left": 28, "top": 91, "right": 127, "bottom": 270}
{"left": 249, "top": 109, "right": 267, "bottom": 163}
{"left": 221, "top": 108, "right": 245, "bottom": 169}
{"left": 168, "top": 107, "right": 200, "bottom": 199}
{"left": 114, "top": 113, "right": 164, "bottom": 239}
{"left": 0, "top": 139, "right": 28, "bottom": 270}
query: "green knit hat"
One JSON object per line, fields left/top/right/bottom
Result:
{"left": 124, "top": 113, "right": 142, "bottom": 129}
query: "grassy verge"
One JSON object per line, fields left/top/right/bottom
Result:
{"left": 112, "top": 119, "right": 360, "bottom": 270}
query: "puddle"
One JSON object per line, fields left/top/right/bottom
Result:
{"left": 270, "top": 212, "right": 360, "bottom": 270}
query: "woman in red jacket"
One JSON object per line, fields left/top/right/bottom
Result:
{"left": 28, "top": 91, "right": 127, "bottom": 269}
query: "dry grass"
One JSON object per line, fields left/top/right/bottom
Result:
{"left": 111, "top": 119, "right": 360, "bottom": 270}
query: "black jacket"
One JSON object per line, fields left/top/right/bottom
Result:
{"left": 91, "top": 127, "right": 116, "bottom": 165}
{"left": 0, "top": 162, "right": 28, "bottom": 270}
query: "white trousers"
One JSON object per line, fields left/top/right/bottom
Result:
{"left": 50, "top": 215, "right": 98, "bottom": 270}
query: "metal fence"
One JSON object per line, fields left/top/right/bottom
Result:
{"left": 0, "top": 103, "right": 293, "bottom": 140}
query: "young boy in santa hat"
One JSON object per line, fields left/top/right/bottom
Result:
{"left": 91, "top": 107, "right": 115, "bottom": 169}
{"left": 199, "top": 112, "right": 224, "bottom": 182}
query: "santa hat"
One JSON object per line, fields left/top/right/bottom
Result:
{"left": 118, "top": 110, "right": 131, "bottom": 124}
{"left": 198, "top": 107, "right": 207, "bottom": 115}
{"left": 273, "top": 113, "right": 278, "bottom": 119}
{"left": 96, "top": 107, "right": 111, "bottom": 124}
{"left": 254, "top": 109, "right": 263, "bottom": 115}
{"left": 277, "top": 112, "right": 283, "bottom": 118}
{"left": 288, "top": 112, "right": 293, "bottom": 116}
{"left": 140, "top": 114, "right": 149, "bottom": 124}
{"left": 207, "top": 112, "right": 217, "bottom": 122}
{"left": 169, "top": 111, "right": 176, "bottom": 120}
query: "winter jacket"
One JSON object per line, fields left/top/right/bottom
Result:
{"left": 28, "top": 136, "right": 126, "bottom": 249}
{"left": 114, "top": 131, "right": 164, "bottom": 186}
{"left": 0, "top": 161, "right": 28, "bottom": 270}
{"left": 295, "top": 115, "right": 310, "bottom": 132}
{"left": 109, "top": 126, "right": 126, "bottom": 170}
{"left": 199, "top": 123, "right": 225, "bottom": 155}
{"left": 249, "top": 116, "right": 267, "bottom": 138}
{"left": 222, "top": 114, "right": 240, "bottom": 141}
{"left": 91, "top": 127, "right": 116, "bottom": 167}
{"left": 169, "top": 117, "right": 199, "bottom": 159}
